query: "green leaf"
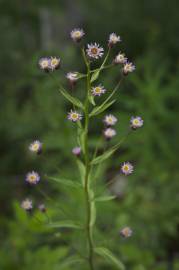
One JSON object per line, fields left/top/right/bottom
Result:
{"left": 88, "top": 94, "right": 96, "bottom": 106}
{"left": 60, "top": 255, "right": 84, "bottom": 269}
{"left": 47, "top": 220, "right": 82, "bottom": 229}
{"left": 95, "top": 247, "right": 125, "bottom": 270}
{"left": 91, "top": 148, "right": 116, "bottom": 165}
{"left": 89, "top": 190, "right": 96, "bottom": 227}
{"left": 91, "top": 138, "right": 126, "bottom": 165}
{"left": 90, "top": 69, "right": 100, "bottom": 83}
{"left": 95, "top": 195, "right": 116, "bottom": 202}
{"left": 59, "top": 88, "right": 84, "bottom": 109}
{"left": 90, "top": 99, "right": 116, "bottom": 117}
{"left": 48, "top": 176, "right": 82, "bottom": 189}
{"left": 76, "top": 159, "right": 85, "bottom": 186}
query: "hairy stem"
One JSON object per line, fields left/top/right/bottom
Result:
{"left": 83, "top": 57, "right": 95, "bottom": 270}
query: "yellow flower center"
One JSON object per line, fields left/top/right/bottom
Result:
{"left": 74, "top": 31, "right": 81, "bottom": 37}
{"left": 123, "top": 165, "right": 129, "bottom": 171}
{"left": 29, "top": 175, "right": 36, "bottom": 182}
{"left": 72, "top": 113, "right": 78, "bottom": 119}
{"left": 91, "top": 47, "right": 98, "bottom": 54}
{"left": 42, "top": 61, "right": 48, "bottom": 68}
{"left": 95, "top": 87, "right": 101, "bottom": 93}
{"left": 51, "top": 59, "right": 58, "bottom": 66}
{"left": 133, "top": 119, "right": 139, "bottom": 125}
{"left": 32, "top": 144, "right": 39, "bottom": 151}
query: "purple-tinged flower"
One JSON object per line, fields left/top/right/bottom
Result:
{"left": 49, "top": 57, "right": 61, "bottom": 70}
{"left": 66, "top": 72, "right": 78, "bottom": 85}
{"left": 122, "top": 61, "right": 135, "bottom": 75}
{"left": 91, "top": 85, "right": 106, "bottom": 96}
{"left": 26, "top": 171, "right": 40, "bottom": 185}
{"left": 38, "top": 204, "right": 46, "bottom": 213}
{"left": 130, "top": 116, "right": 144, "bottom": 130}
{"left": 86, "top": 43, "right": 104, "bottom": 59}
{"left": 29, "top": 140, "right": 42, "bottom": 154}
{"left": 72, "top": 146, "right": 81, "bottom": 156}
{"left": 38, "top": 57, "right": 51, "bottom": 72}
{"left": 120, "top": 227, "right": 133, "bottom": 238}
{"left": 70, "top": 28, "right": 85, "bottom": 42}
{"left": 103, "top": 114, "right": 117, "bottom": 126}
{"left": 108, "top": 33, "right": 121, "bottom": 48}
{"left": 67, "top": 110, "right": 82, "bottom": 122}
{"left": 21, "top": 198, "right": 33, "bottom": 211}
{"left": 121, "top": 162, "right": 134, "bottom": 175}
{"left": 104, "top": 128, "right": 116, "bottom": 140}
{"left": 114, "top": 52, "right": 127, "bottom": 64}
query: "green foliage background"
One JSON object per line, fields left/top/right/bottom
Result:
{"left": 0, "top": 0, "right": 179, "bottom": 269}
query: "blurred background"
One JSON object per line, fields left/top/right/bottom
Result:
{"left": 1, "top": 0, "right": 179, "bottom": 269}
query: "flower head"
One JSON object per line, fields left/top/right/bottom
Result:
{"left": 91, "top": 85, "right": 106, "bottom": 96}
{"left": 38, "top": 57, "right": 51, "bottom": 72}
{"left": 70, "top": 28, "right": 85, "bottom": 42}
{"left": 67, "top": 110, "right": 82, "bottom": 122}
{"left": 72, "top": 146, "right": 81, "bottom": 156}
{"left": 66, "top": 72, "right": 78, "bottom": 83}
{"left": 21, "top": 198, "right": 33, "bottom": 211}
{"left": 86, "top": 43, "right": 104, "bottom": 59}
{"left": 104, "top": 128, "right": 116, "bottom": 140}
{"left": 120, "top": 227, "right": 133, "bottom": 238}
{"left": 122, "top": 61, "right": 135, "bottom": 75}
{"left": 29, "top": 140, "right": 42, "bottom": 154}
{"left": 103, "top": 114, "right": 117, "bottom": 126}
{"left": 121, "top": 162, "right": 134, "bottom": 175}
{"left": 38, "top": 204, "right": 46, "bottom": 213}
{"left": 26, "top": 171, "right": 40, "bottom": 185}
{"left": 130, "top": 116, "right": 144, "bottom": 130}
{"left": 49, "top": 57, "right": 61, "bottom": 70}
{"left": 108, "top": 33, "right": 121, "bottom": 47}
{"left": 114, "top": 52, "right": 127, "bottom": 64}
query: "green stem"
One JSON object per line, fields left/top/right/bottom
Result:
{"left": 83, "top": 51, "right": 95, "bottom": 270}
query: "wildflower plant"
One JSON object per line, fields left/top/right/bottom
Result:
{"left": 22, "top": 29, "right": 144, "bottom": 270}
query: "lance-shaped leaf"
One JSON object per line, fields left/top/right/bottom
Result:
{"left": 76, "top": 159, "right": 85, "bottom": 186}
{"left": 59, "top": 88, "right": 84, "bottom": 109}
{"left": 91, "top": 136, "right": 127, "bottom": 165}
{"left": 90, "top": 69, "right": 100, "bottom": 83}
{"left": 95, "top": 195, "right": 116, "bottom": 202}
{"left": 89, "top": 99, "right": 116, "bottom": 117}
{"left": 47, "top": 220, "right": 82, "bottom": 229}
{"left": 89, "top": 190, "right": 96, "bottom": 227}
{"left": 88, "top": 94, "right": 96, "bottom": 106}
{"left": 95, "top": 247, "right": 125, "bottom": 270}
{"left": 48, "top": 176, "right": 82, "bottom": 189}
{"left": 60, "top": 255, "right": 85, "bottom": 269}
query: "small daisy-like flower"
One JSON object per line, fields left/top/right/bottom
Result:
{"left": 104, "top": 128, "right": 116, "bottom": 140}
{"left": 67, "top": 110, "right": 82, "bottom": 122}
{"left": 121, "top": 162, "right": 134, "bottom": 175}
{"left": 122, "top": 61, "right": 135, "bottom": 75}
{"left": 114, "top": 52, "right": 127, "bottom": 64}
{"left": 26, "top": 171, "right": 40, "bottom": 185}
{"left": 66, "top": 72, "right": 78, "bottom": 83}
{"left": 38, "top": 204, "right": 46, "bottom": 213}
{"left": 130, "top": 116, "right": 144, "bottom": 130}
{"left": 72, "top": 146, "right": 81, "bottom": 156}
{"left": 38, "top": 57, "right": 50, "bottom": 72}
{"left": 29, "top": 140, "right": 42, "bottom": 154}
{"left": 103, "top": 114, "right": 117, "bottom": 126}
{"left": 120, "top": 227, "right": 133, "bottom": 238}
{"left": 108, "top": 33, "right": 121, "bottom": 47}
{"left": 49, "top": 57, "right": 61, "bottom": 70}
{"left": 91, "top": 85, "right": 106, "bottom": 96}
{"left": 86, "top": 43, "right": 104, "bottom": 59}
{"left": 21, "top": 198, "right": 33, "bottom": 211}
{"left": 70, "top": 28, "right": 85, "bottom": 42}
